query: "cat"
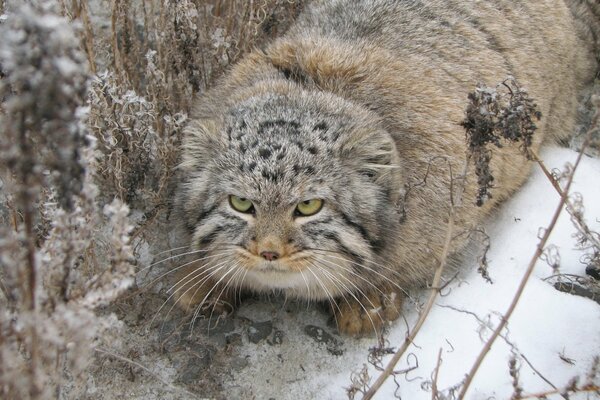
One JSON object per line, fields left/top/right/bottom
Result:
{"left": 173, "top": 0, "right": 599, "bottom": 336}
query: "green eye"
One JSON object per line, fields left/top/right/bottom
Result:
{"left": 295, "top": 199, "right": 323, "bottom": 217}
{"left": 229, "top": 195, "right": 254, "bottom": 213}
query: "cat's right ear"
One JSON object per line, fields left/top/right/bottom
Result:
{"left": 179, "top": 119, "right": 224, "bottom": 171}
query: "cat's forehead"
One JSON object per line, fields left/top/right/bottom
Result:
{"left": 217, "top": 95, "right": 344, "bottom": 200}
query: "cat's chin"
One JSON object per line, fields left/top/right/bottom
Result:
{"left": 238, "top": 264, "right": 341, "bottom": 300}
{"left": 240, "top": 265, "right": 310, "bottom": 295}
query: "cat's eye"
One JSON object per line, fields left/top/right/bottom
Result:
{"left": 229, "top": 195, "right": 254, "bottom": 213}
{"left": 295, "top": 199, "right": 323, "bottom": 217}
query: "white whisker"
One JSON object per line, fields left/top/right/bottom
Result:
{"left": 314, "top": 262, "right": 379, "bottom": 335}
{"left": 149, "top": 260, "right": 232, "bottom": 329}
{"left": 311, "top": 250, "right": 409, "bottom": 297}
{"left": 304, "top": 264, "right": 342, "bottom": 327}
{"left": 190, "top": 263, "right": 240, "bottom": 333}
{"left": 138, "top": 250, "right": 236, "bottom": 293}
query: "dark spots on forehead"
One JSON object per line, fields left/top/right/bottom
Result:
{"left": 248, "top": 161, "right": 257, "bottom": 172}
{"left": 257, "top": 119, "right": 301, "bottom": 135}
{"left": 261, "top": 168, "right": 280, "bottom": 182}
{"left": 307, "top": 146, "right": 318, "bottom": 155}
{"left": 259, "top": 148, "right": 272, "bottom": 159}
{"left": 227, "top": 124, "right": 247, "bottom": 142}
{"left": 313, "top": 122, "right": 328, "bottom": 132}
{"left": 318, "top": 130, "right": 340, "bottom": 142}
{"left": 292, "top": 164, "right": 316, "bottom": 175}
{"left": 314, "top": 121, "right": 341, "bottom": 143}
{"left": 294, "top": 140, "right": 304, "bottom": 151}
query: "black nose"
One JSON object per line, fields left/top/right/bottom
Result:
{"left": 260, "top": 251, "right": 280, "bottom": 261}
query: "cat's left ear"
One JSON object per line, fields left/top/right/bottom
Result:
{"left": 179, "top": 118, "right": 225, "bottom": 172}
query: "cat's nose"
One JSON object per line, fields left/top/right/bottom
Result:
{"left": 260, "top": 251, "right": 280, "bottom": 261}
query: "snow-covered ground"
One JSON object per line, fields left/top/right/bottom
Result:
{"left": 222, "top": 146, "right": 600, "bottom": 399}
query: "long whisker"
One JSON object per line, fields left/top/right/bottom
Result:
{"left": 137, "top": 244, "right": 237, "bottom": 276}
{"left": 207, "top": 262, "right": 243, "bottom": 327}
{"left": 149, "top": 259, "right": 233, "bottom": 329}
{"left": 308, "top": 247, "right": 406, "bottom": 279}
{"left": 298, "top": 266, "right": 312, "bottom": 308}
{"left": 167, "top": 261, "right": 234, "bottom": 328}
{"left": 314, "top": 262, "right": 379, "bottom": 335}
{"left": 158, "top": 261, "right": 234, "bottom": 336}
{"left": 147, "top": 245, "right": 191, "bottom": 259}
{"left": 304, "top": 264, "right": 342, "bottom": 328}
{"left": 310, "top": 250, "right": 409, "bottom": 297}
{"left": 136, "top": 251, "right": 236, "bottom": 294}
{"left": 315, "top": 256, "right": 393, "bottom": 301}
{"left": 234, "top": 264, "right": 249, "bottom": 306}
{"left": 190, "top": 263, "right": 239, "bottom": 333}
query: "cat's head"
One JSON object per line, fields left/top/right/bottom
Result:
{"left": 176, "top": 86, "right": 404, "bottom": 300}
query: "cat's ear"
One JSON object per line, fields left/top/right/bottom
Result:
{"left": 179, "top": 119, "right": 225, "bottom": 171}
{"left": 339, "top": 127, "right": 403, "bottom": 203}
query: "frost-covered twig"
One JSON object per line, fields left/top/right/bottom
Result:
{"left": 0, "top": 4, "right": 135, "bottom": 399}
{"left": 457, "top": 107, "right": 596, "bottom": 400}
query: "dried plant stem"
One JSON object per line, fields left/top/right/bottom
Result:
{"left": 457, "top": 137, "right": 589, "bottom": 399}
{"left": 530, "top": 150, "right": 564, "bottom": 196}
{"left": 535, "top": 102, "right": 598, "bottom": 201}
{"left": 517, "top": 351, "right": 563, "bottom": 399}
{"left": 94, "top": 348, "right": 196, "bottom": 397}
{"left": 15, "top": 114, "right": 41, "bottom": 398}
{"left": 110, "top": 0, "right": 123, "bottom": 75}
{"left": 431, "top": 348, "right": 443, "bottom": 400}
{"left": 79, "top": 0, "right": 97, "bottom": 74}
{"left": 362, "top": 210, "right": 455, "bottom": 400}
{"left": 517, "top": 385, "right": 600, "bottom": 399}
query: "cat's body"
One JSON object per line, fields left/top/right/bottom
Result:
{"left": 175, "top": 0, "right": 599, "bottom": 335}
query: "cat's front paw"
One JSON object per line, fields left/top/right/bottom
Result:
{"left": 333, "top": 291, "right": 403, "bottom": 337}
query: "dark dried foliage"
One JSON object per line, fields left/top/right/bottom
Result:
{"left": 462, "top": 78, "right": 542, "bottom": 206}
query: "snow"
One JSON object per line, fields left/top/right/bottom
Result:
{"left": 225, "top": 146, "right": 600, "bottom": 399}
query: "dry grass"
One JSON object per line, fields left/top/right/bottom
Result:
{"left": 0, "top": 1, "right": 303, "bottom": 398}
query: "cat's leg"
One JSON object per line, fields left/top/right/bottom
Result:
{"left": 333, "top": 290, "right": 403, "bottom": 337}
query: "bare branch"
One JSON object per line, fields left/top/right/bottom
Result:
{"left": 457, "top": 102, "right": 597, "bottom": 399}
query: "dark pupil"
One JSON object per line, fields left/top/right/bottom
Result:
{"left": 303, "top": 200, "right": 310, "bottom": 205}
{"left": 240, "top": 198, "right": 247, "bottom": 202}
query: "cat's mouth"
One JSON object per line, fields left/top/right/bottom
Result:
{"left": 254, "top": 259, "right": 300, "bottom": 273}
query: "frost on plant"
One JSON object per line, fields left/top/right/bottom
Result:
{"left": 0, "top": 4, "right": 134, "bottom": 399}
{"left": 0, "top": 1, "right": 88, "bottom": 212}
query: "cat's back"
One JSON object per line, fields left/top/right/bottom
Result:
{"left": 276, "top": 0, "right": 598, "bottom": 145}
